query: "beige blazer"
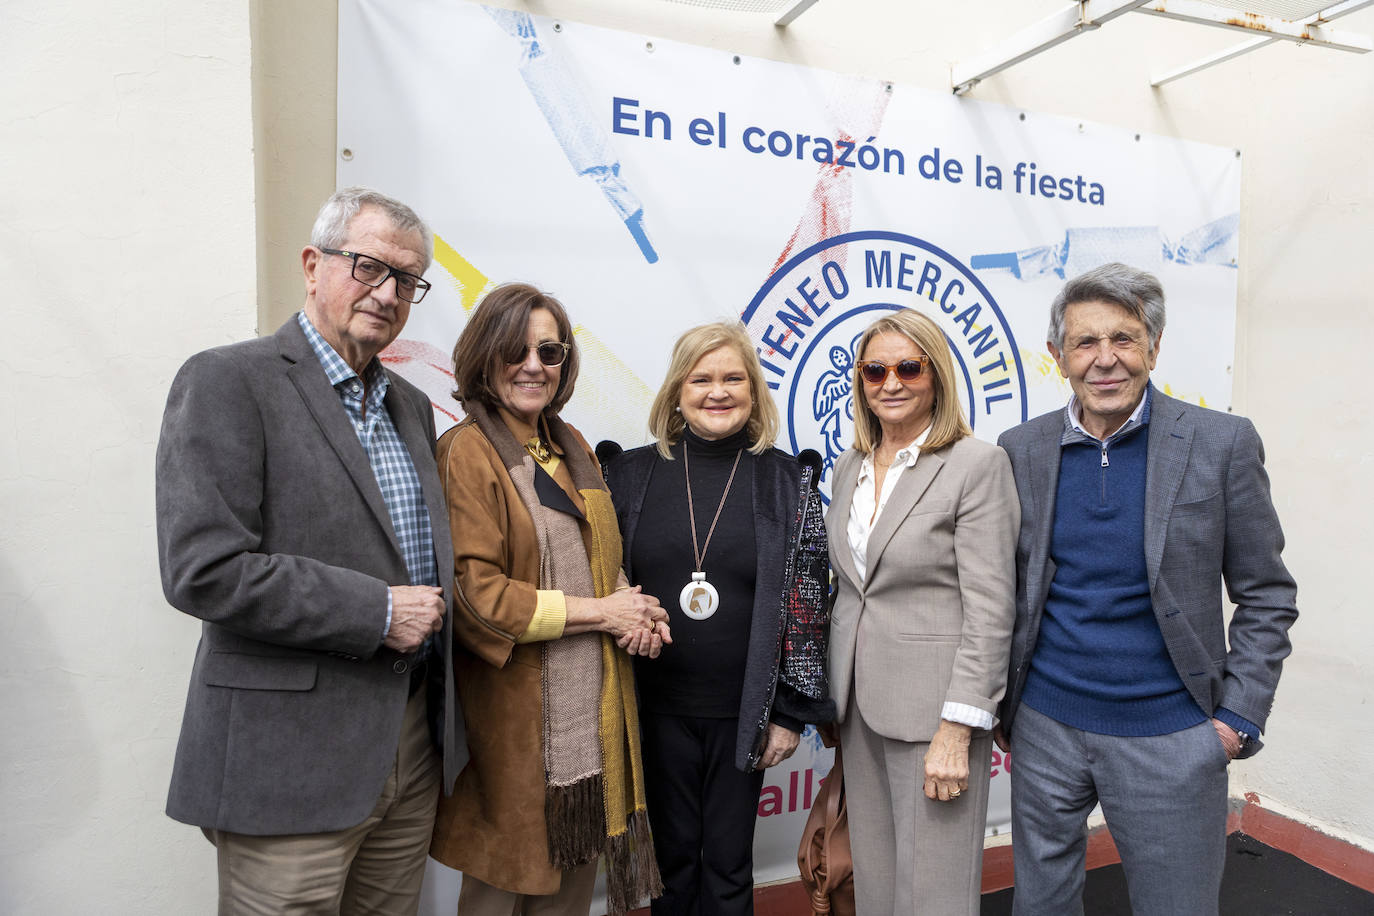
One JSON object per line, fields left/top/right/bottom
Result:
{"left": 826, "top": 435, "right": 1019, "bottom": 742}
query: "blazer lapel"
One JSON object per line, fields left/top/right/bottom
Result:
{"left": 386, "top": 378, "right": 452, "bottom": 584}
{"left": 827, "top": 453, "right": 864, "bottom": 589}
{"left": 385, "top": 377, "right": 461, "bottom": 780}
{"left": 1144, "top": 394, "right": 1193, "bottom": 589}
{"left": 1024, "top": 419, "right": 1062, "bottom": 614}
{"left": 278, "top": 322, "right": 403, "bottom": 558}
{"left": 863, "top": 449, "right": 943, "bottom": 584}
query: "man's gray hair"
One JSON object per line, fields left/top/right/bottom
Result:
{"left": 310, "top": 187, "right": 434, "bottom": 271}
{"left": 1047, "top": 262, "right": 1166, "bottom": 353}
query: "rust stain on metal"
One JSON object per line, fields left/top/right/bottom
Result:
{"left": 1226, "top": 14, "right": 1274, "bottom": 34}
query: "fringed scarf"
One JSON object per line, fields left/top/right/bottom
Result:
{"left": 467, "top": 402, "right": 661, "bottom": 913}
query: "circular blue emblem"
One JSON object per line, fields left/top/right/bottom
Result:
{"left": 741, "top": 230, "right": 1028, "bottom": 501}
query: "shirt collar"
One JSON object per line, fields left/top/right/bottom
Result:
{"left": 1061, "top": 384, "right": 1152, "bottom": 446}
{"left": 859, "top": 427, "right": 929, "bottom": 481}
{"left": 297, "top": 311, "right": 389, "bottom": 397}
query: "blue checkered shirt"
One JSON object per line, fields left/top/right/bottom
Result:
{"left": 298, "top": 312, "right": 439, "bottom": 651}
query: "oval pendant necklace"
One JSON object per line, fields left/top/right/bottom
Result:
{"left": 679, "top": 441, "right": 744, "bottom": 621}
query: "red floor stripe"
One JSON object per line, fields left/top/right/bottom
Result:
{"left": 1238, "top": 793, "right": 1374, "bottom": 894}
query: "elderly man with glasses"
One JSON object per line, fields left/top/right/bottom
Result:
{"left": 994, "top": 262, "right": 1298, "bottom": 916}
{"left": 156, "top": 187, "right": 467, "bottom": 914}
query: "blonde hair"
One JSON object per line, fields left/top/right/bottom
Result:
{"left": 647, "top": 321, "right": 779, "bottom": 459}
{"left": 851, "top": 309, "right": 971, "bottom": 455}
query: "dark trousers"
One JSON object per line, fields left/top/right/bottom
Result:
{"left": 640, "top": 713, "right": 766, "bottom": 916}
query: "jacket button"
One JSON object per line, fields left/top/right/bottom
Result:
{"left": 393, "top": 659, "right": 408, "bottom": 674}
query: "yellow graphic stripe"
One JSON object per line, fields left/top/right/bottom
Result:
{"left": 432, "top": 233, "right": 492, "bottom": 312}
{"left": 1159, "top": 383, "right": 1208, "bottom": 408}
{"left": 572, "top": 327, "right": 655, "bottom": 448}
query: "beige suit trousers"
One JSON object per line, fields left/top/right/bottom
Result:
{"left": 840, "top": 696, "right": 992, "bottom": 915}
{"left": 205, "top": 688, "right": 440, "bottom": 915}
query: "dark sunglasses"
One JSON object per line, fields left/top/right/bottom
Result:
{"left": 859, "top": 356, "right": 931, "bottom": 385}
{"left": 507, "top": 341, "right": 571, "bottom": 367}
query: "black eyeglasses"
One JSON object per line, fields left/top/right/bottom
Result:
{"left": 319, "top": 247, "right": 432, "bottom": 304}
{"left": 859, "top": 356, "right": 931, "bottom": 385}
{"left": 507, "top": 341, "right": 572, "bottom": 367}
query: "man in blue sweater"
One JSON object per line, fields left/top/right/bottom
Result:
{"left": 994, "top": 263, "right": 1297, "bottom": 915}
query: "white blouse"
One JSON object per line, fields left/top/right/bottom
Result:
{"left": 845, "top": 431, "right": 926, "bottom": 583}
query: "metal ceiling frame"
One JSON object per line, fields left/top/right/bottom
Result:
{"left": 774, "top": 0, "right": 822, "bottom": 26}
{"left": 949, "top": 0, "right": 1374, "bottom": 94}
{"left": 1148, "top": 0, "right": 1374, "bottom": 83}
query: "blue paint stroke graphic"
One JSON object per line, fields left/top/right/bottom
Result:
{"left": 487, "top": 9, "right": 658, "bottom": 263}
{"left": 1173, "top": 212, "right": 1239, "bottom": 266}
{"left": 970, "top": 213, "right": 1239, "bottom": 280}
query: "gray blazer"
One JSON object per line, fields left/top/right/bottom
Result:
{"left": 996, "top": 389, "right": 1298, "bottom": 758}
{"left": 155, "top": 317, "right": 467, "bottom": 835}
{"left": 827, "top": 435, "right": 1019, "bottom": 742}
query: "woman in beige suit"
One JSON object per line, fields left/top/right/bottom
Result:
{"left": 826, "top": 308, "right": 1019, "bottom": 915}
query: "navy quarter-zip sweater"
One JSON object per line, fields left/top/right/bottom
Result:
{"left": 1021, "top": 414, "right": 1206, "bottom": 737}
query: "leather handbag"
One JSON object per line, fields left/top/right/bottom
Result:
{"left": 797, "top": 745, "right": 855, "bottom": 916}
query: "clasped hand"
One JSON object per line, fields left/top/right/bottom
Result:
{"left": 609, "top": 586, "right": 672, "bottom": 658}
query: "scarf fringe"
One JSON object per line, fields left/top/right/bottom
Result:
{"left": 545, "top": 774, "right": 607, "bottom": 868}
{"left": 603, "top": 809, "right": 664, "bottom": 915}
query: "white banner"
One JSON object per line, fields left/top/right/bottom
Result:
{"left": 338, "top": 1, "right": 1241, "bottom": 908}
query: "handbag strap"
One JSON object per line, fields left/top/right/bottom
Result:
{"left": 824, "top": 744, "right": 844, "bottom": 824}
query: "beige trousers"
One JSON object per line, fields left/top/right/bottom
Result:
{"left": 205, "top": 689, "right": 441, "bottom": 916}
{"left": 840, "top": 696, "right": 992, "bottom": 916}
{"left": 457, "top": 861, "right": 599, "bottom": 916}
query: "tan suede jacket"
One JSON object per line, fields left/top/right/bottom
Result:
{"left": 429, "top": 413, "right": 599, "bottom": 894}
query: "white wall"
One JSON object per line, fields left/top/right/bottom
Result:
{"left": 3, "top": 1, "right": 1369, "bottom": 912}
{"left": 2, "top": 1, "right": 257, "bottom": 911}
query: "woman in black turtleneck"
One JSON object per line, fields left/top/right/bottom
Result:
{"left": 603, "top": 320, "right": 833, "bottom": 916}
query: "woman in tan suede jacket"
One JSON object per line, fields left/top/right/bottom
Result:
{"left": 429, "top": 283, "right": 666, "bottom": 916}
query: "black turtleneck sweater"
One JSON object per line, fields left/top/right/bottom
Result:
{"left": 632, "top": 426, "right": 757, "bottom": 718}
